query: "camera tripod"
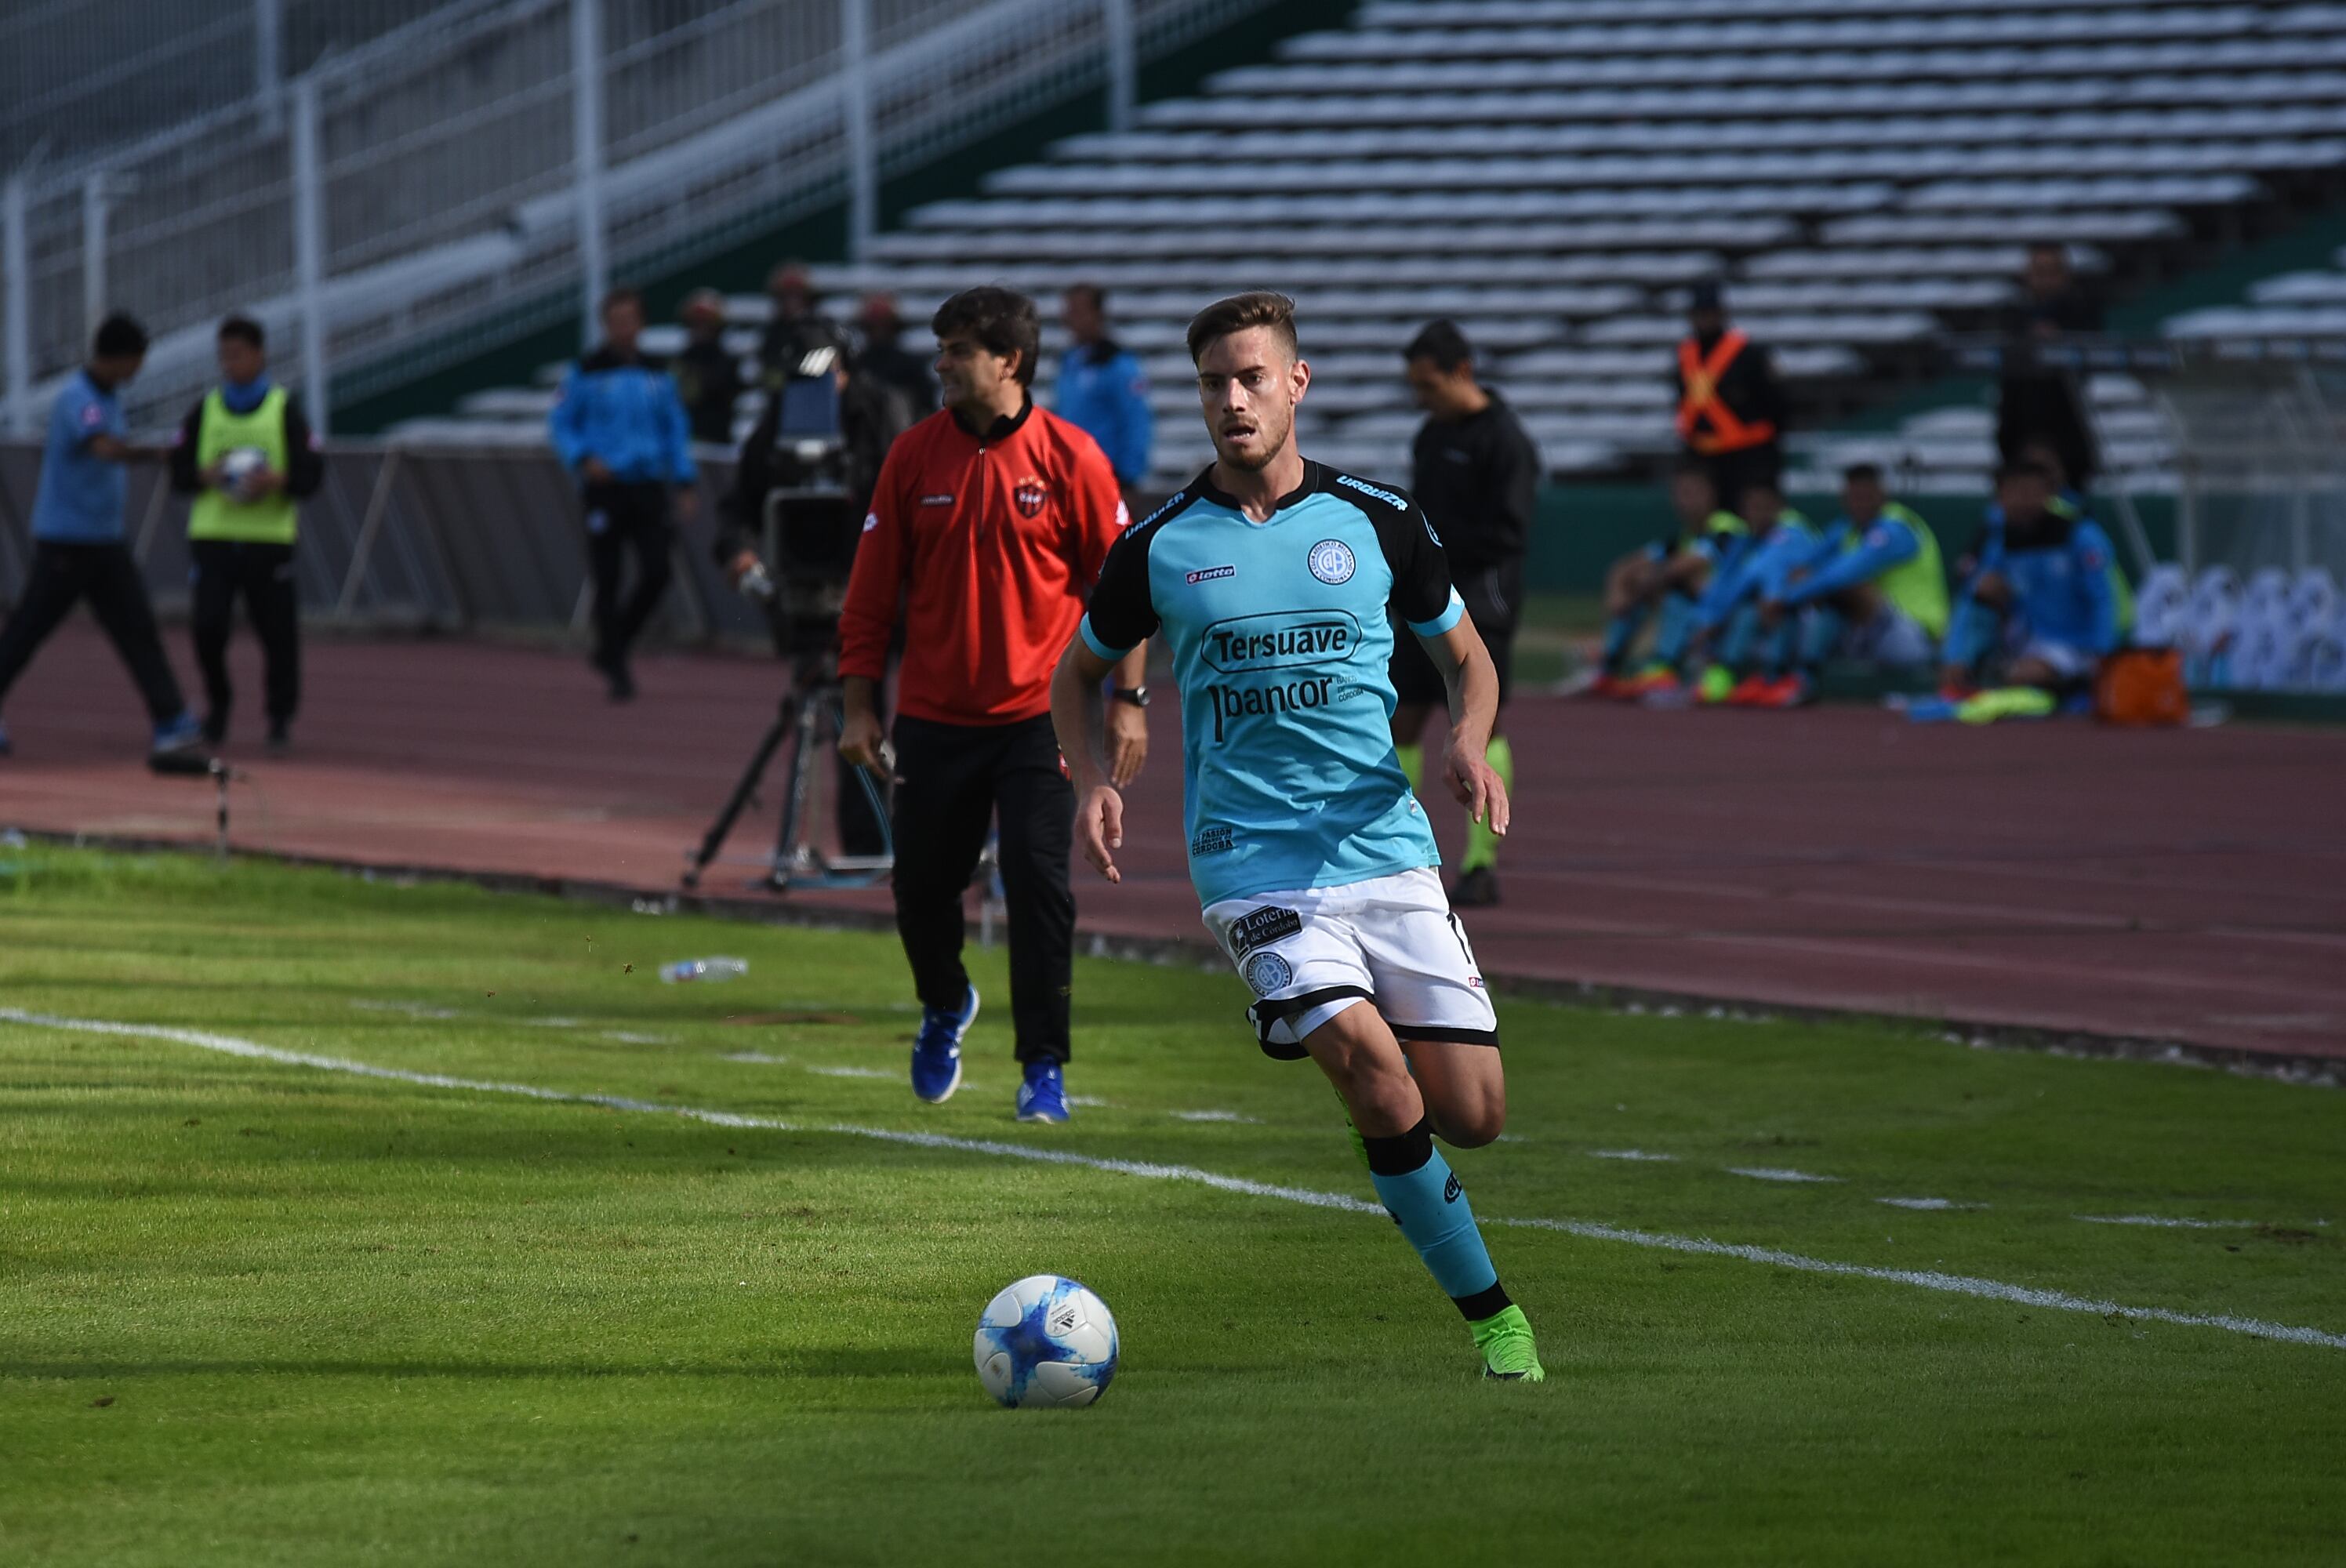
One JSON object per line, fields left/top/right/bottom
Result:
{"left": 681, "top": 653, "right": 895, "bottom": 892}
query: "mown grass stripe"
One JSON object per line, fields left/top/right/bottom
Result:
{"left": 6, "top": 1006, "right": 2342, "bottom": 1353}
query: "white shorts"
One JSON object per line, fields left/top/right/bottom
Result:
{"left": 2015, "top": 636, "right": 2097, "bottom": 681}
{"left": 1201, "top": 866, "right": 1500, "bottom": 1060}
{"left": 1839, "top": 604, "right": 1937, "bottom": 666}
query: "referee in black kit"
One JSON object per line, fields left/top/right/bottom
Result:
{"left": 1387, "top": 320, "right": 1540, "bottom": 908}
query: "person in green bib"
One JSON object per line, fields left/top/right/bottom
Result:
{"left": 1750, "top": 463, "right": 1947, "bottom": 708}
{"left": 168, "top": 315, "right": 323, "bottom": 752}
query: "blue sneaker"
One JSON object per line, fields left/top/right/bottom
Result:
{"left": 151, "top": 713, "right": 205, "bottom": 757}
{"left": 1016, "top": 1059, "right": 1070, "bottom": 1124}
{"left": 910, "top": 984, "right": 977, "bottom": 1104}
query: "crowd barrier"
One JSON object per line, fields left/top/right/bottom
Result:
{"left": 0, "top": 437, "right": 766, "bottom": 647}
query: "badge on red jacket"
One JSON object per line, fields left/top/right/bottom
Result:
{"left": 1012, "top": 477, "right": 1048, "bottom": 518}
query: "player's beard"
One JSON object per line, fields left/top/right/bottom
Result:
{"left": 1212, "top": 403, "right": 1293, "bottom": 474}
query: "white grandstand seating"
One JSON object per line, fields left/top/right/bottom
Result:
{"left": 1785, "top": 376, "right": 2179, "bottom": 495}
{"left": 2167, "top": 244, "right": 2346, "bottom": 339}
{"left": 409, "top": 0, "right": 2346, "bottom": 491}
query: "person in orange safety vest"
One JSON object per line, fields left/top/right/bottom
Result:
{"left": 1673, "top": 281, "right": 1786, "bottom": 521}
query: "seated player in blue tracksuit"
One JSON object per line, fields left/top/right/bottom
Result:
{"left": 1666, "top": 475, "right": 1814, "bottom": 702}
{"left": 1939, "top": 459, "right": 2121, "bottom": 696}
{"left": 1594, "top": 459, "right": 1748, "bottom": 698}
{"left": 1738, "top": 463, "right": 1949, "bottom": 708}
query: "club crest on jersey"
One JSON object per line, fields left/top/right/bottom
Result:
{"left": 1012, "top": 477, "right": 1048, "bottom": 518}
{"left": 1243, "top": 950, "right": 1293, "bottom": 996}
{"left": 1308, "top": 539, "right": 1356, "bottom": 585}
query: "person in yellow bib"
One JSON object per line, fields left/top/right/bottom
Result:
{"left": 168, "top": 315, "right": 323, "bottom": 753}
{"left": 1749, "top": 463, "right": 1948, "bottom": 708}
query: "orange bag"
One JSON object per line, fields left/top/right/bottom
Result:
{"left": 2094, "top": 647, "right": 2189, "bottom": 727}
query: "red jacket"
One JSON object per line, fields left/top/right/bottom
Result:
{"left": 838, "top": 398, "right": 1128, "bottom": 725}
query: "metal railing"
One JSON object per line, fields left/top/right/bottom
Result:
{"left": 0, "top": 436, "right": 764, "bottom": 646}
{"left": 2150, "top": 347, "right": 2346, "bottom": 578}
{"left": 2, "top": 0, "right": 1278, "bottom": 442}
{"left": 0, "top": 1, "right": 478, "bottom": 173}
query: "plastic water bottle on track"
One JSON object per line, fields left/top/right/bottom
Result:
{"left": 659, "top": 956, "right": 749, "bottom": 984}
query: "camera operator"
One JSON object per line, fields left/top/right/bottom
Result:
{"left": 717, "top": 342, "right": 918, "bottom": 858}
{"left": 833, "top": 285, "right": 1146, "bottom": 1124}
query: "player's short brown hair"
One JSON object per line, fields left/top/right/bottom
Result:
{"left": 1186, "top": 291, "right": 1299, "bottom": 365}
{"left": 932, "top": 285, "right": 1041, "bottom": 386}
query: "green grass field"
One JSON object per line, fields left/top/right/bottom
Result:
{"left": 4, "top": 850, "right": 2343, "bottom": 1566}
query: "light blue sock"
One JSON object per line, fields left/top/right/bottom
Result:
{"left": 1717, "top": 603, "right": 1760, "bottom": 669}
{"left": 1652, "top": 593, "right": 1699, "bottom": 667}
{"left": 1600, "top": 604, "right": 1647, "bottom": 673}
{"left": 1362, "top": 1118, "right": 1501, "bottom": 1311}
{"left": 1942, "top": 600, "right": 2000, "bottom": 677}
{"left": 1797, "top": 605, "right": 1844, "bottom": 676}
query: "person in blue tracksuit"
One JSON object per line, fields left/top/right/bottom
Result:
{"left": 548, "top": 288, "right": 698, "bottom": 701}
{"left": 1669, "top": 475, "right": 1814, "bottom": 699}
{"left": 1751, "top": 463, "right": 1949, "bottom": 706}
{"left": 1593, "top": 459, "right": 1749, "bottom": 696}
{"left": 1940, "top": 459, "right": 2120, "bottom": 695}
{"left": 1055, "top": 285, "right": 1152, "bottom": 492}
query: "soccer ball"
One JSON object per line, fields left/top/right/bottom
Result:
{"left": 972, "top": 1274, "right": 1119, "bottom": 1409}
{"left": 220, "top": 447, "right": 270, "bottom": 499}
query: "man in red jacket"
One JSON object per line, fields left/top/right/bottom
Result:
{"left": 837, "top": 285, "right": 1149, "bottom": 1123}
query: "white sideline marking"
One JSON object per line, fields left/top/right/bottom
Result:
{"left": 349, "top": 1000, "right": 459, "bottom": 1021}
{"left": 804, "top": 1065, "right": 897, "bottom": 1080}
{"left": 7, "top": 1006, "right": 2344, "bottom": 1353}
{"left": 1589, "top": 1149, "right": 1677, "bottom": 1163}
{"left": 601, "top": 1031, "right": 673, "bottom": 1046}
{"left": 722, "top": 1051, "right": 792, "bottom": 1065}
{"left": 526, "top": 1017, "right": 585, "bottom": 1029}
{"left": 1171, "top": 1109, "right": 1261, "bottom": 1123}
{"left": 1067, "top": 1095, "right": 1113, "bottom": 1109}
{"left": 2075, "top": 1214, "right": 2261, "bottom": 1229}
{"left": 1729, "top": 1167, "right": 1843, "bottom": 1184}
{"left": 1878, "top": 1197, "right": 1981, "bottom": 1212}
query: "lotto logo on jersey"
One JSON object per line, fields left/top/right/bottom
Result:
{"left": 1012, "top": 477, "right": 1048, "bottom": 518}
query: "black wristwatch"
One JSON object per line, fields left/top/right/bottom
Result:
{"left": 1111, "top": 687, "right": 1150, "bottom": 709}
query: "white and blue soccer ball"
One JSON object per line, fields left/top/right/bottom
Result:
{"left": 973, "top": 1274, "right": 1119, "bottom": 1409}
{"left": 220, "top": 446, "right": 270, "bottom": 499}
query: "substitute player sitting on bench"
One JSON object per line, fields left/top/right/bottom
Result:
{"left": 1593, "top": 460, "right": 1746, "bottom": 699}
{"left": 1665, "top": 475, "right": 1814, "bottom": 704}
{"left": 1940, "top": 460, "right": 2120, "bottom": 702}
{"left": 1743, "top": 463, "right": 1948, "bottom": 708}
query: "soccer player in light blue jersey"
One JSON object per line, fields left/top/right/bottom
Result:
{"left": 1049, "top": 292, "right": 1542, "bottom": 1382}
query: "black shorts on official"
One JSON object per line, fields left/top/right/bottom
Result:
{"left": 1391, "top": 560, "right": 1520, "bottom": 707}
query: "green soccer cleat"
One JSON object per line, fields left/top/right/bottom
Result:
{"left": 1471, "top": 1304, "right": 1546, "bottom": 1382}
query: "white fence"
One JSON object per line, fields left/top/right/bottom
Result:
{"left": 0, "top": 436, "right": 762, "bottom": 644}
{"left": 1, "top": 0, "right": 1275, "bottom": 440}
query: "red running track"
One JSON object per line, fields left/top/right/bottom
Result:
{"left": 3, "top": 623, "right": 2342, "bottom": 1062}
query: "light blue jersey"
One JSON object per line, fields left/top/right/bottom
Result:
{"left": 32, "top": 370, "right": 129, "bottom": 543}
{"left": 1081, "top": 462, "right": 1465, "bottom": 909}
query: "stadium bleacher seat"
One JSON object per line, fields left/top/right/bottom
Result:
{"left": 410, "top": 0, "right": 2346, "bottom": 492}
